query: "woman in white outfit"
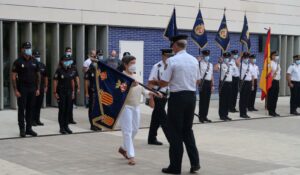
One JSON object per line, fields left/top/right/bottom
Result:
{"left": 118, "top": 55, "right": 160, "bottom": 165}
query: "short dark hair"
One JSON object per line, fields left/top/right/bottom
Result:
{"left": 65, "top": 47, "right": 72, "bottom": 52}
{"left": 122, "top": 55, "right": 136, "bottom": 65}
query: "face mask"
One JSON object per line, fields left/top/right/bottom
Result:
{"left": 66, "top": 52, "right": 72, "bottom": 57}
{"left": 204, "top": 56, "right": 210, "bottom": 62}
{"left": 24, "top": 49, "right": 32, "bottom": 56}
{"left": 35, "top": 57, "right": 41, "bottom": 62}
{"left": 243, "top": 59, "right": 249, "bottom": 64}
{"left": 128, "top": 64, "right": 136, "bottom": 73}
{"left": 296, "top": 60, "right": 300, "bottom": 65}
{"left": 253, "top": 59, "right": 256, "bottom": 64}
{"left": 275, "top": 56, "right": 280, "bottom": 61}
{"left": 233, "top": 55, "right": 239, "bottom": 59}
{"left": 98, "top": 55, "right": 104, "bottom": 60}
{"left": 224, "top": 58, "right": 229, "bottom": 63}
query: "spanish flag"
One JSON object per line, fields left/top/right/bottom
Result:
{"left": 259, "top": 28, "right": 272, "bottom": 100}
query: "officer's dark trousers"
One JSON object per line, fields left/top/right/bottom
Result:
{"left": 88, "top": 90, "right": 95, "bottom": 127}
{"left": 17, "top": 87, "right": 35, "bottom": 131}
{"left": 198, "top": 80, "right": 212, "bottom": 120}
{"left": 230, "top": 77, "right": 239, "bottom": 110}
{"left": 267, "top": 80, "right": 279, "bottom": 114}
{"left": 239, "top": 81, "right": 251, "bottom": 116}
{"left": 33, "top": 90, "right": 44, "bottom": 123}
{"left": 69, "top": 87, "right": 77, "bottom": 123}
{"left": 148, "top": 97, "right": 168, "bottom": 142}
{"left": 248, "top": 79, "right": 257, "bottom": 110}
{"left": 219, "top": 82, "right": 232, "bottom": 119}
{"left": 167, "top": 91, "right": 199, "bottom": 172}
{"left": 58, "top": 92, "right": 72, "bottom": 129}
{"left": 290, "top": 81, "right": 300, "bottom": 113}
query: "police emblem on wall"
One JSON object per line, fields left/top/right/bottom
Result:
{"left": 219, "top": 28, "right": 228, "bottom": 39}
{"left": 194, "top": 24, "right": 205, "bottom": 36}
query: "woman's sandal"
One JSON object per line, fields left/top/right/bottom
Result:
{"left": 118, "top": 147, "right": 129, "bottom": 159}
{"left": 128, "top": 158, "right": 136, "bottom": 166}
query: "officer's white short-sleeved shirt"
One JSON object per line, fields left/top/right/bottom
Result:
{"left": 161, "top": 50, "right": 200, "bottom": 92}
{"left": 271, "top": 60, "right": 281, "bottom": 80}
{"left": 199, "top": 60, "right": 213, "bottom": 81}
{"left": 230, "top": 59, "right": 240, "bottom": 77}
{"left": 148, "top": 60, "right": 169, "bottom": 93}
{"left": 218, "top": 62, "right": 234, "bottom": 82}
{"left": 240, "top": 63, "right": 254, "bottom": 81}
{"left": 287, "top": 63, "right": 300, "bottom": 81}
{"left": 83, "top": 58, "right": 92, "bottom": 70}
{"left": 252, "top": 64, "right": 260, "bottom": 79}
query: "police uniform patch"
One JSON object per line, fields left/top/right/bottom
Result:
{"left": 61, "top": 75, "right": 64, "bottom": 79}
{"left": 91, "top": 73, "right": 94, "bottom": 77}
{"left": 21, "top": 64, "right": 24, "bottom": 68}
{"left": 54, "top": 74, "right": 58, "bottom": 78}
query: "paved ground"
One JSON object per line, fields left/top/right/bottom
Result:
{"left": 0, "top": 97, "right": 299, "bottom": 175}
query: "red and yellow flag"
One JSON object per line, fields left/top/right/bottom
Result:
{"left": 259, "top": 28, "right": 272, "bottom": 100}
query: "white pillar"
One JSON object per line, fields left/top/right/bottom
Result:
{"left": 75, "top": 25, "right": 85, "bottom": 105}
{"left": 97, "top": 26, "right": 109, "bottom": 57}
{"left": 0, "top": 21, "right": 3, "bottom": 110}
{"left": 87, "top": 25, "right": 97, "bottom": 52}
{"left": 279, "top": 35, "right": 288, "bottom": 96}
{"left": 10, "top": 22, "right": 18, "bottom": 109}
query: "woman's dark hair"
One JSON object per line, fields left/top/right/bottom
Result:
{"left": 118, "top": 56, "right": 136, "bottom": 72}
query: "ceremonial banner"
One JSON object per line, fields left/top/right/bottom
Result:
{"left": 215, "top": 11, "right": 230, "bottom": 52}
{"left": 259, "top": 28, "right": 272, "bottom": 100}
{"left": 240, "top": 15, "right": 251, "bottom": 51}
{"left": 164, "top": 7, "right": 178, "bottom": 40}
{"left": 91, "top": 61, "right": 134, "bottom": 129}
{"left": 191, "top": 8, "right": 208, "bottom": 49}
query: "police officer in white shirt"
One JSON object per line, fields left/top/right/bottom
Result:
{"left": 268, "top": 51, "right": 281, "bottom": 117}
{"left": 198, "top": 50, "right": 214, "bottom": 123}
{"left": 83, "top": 50, "right": 97, "bottom": 73}
{"left": 147, "top": 49, "right": 173, "bottom": 145}
{"left": 248, "top": 54, "right": 259, "bottom": 111}
{"left": 153, "top": 35, "right": 200, "bottom": 174}
{"left": 215, "top": 52, "right": 234, "bottom": 121}
{"left": 229, "top": 50, "right": 240, "bottom": 113}
{"left": 239, "top": 52, "right": 254, "bottom": 118}
{"left": 287, "top": 55, "right": 300, "bottom": 115}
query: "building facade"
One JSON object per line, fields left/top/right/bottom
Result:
{"left": 0, "top": 0, "right": 300, "bottom": 109}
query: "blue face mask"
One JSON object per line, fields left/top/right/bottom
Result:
{"left": 296, "top": 60, "right": 300, "bottom": 65}
{"left": 243, "top": 59, "right": 249, "bottom": 64}
{"left": 66, "top": 52, "right": 72, "bottom": 57}
{"left": 253, "top": 59, "right": 256, "bottom": 64}
{"left": 24, "top": 49, "right": 32, "bottom": 56}
{"left": 233, "top": 55, "right": 239, "bottom": 59}
{"left": 204, "top": 56, "right": 210, "bottom": 62}
{"left": 224, "top": 58, "right": 229, "bottom": 63}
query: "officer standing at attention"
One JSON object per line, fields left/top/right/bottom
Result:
{"left": 32, "top": 50, "right": 48, "bottom": 126}
{"left": 287, "top": 55, "right": 300, "bottom": 115}
{"left": 53, "top": 55, "right": 75, "bottom": 134}
{"left": 268, "top": 51, "right": 281, "bottom": 117}
{"left": 214, "top": 52, "right": 233, "bottom": 121}
{"left": 239, "top": 52, "right": 254, "bottom": 118}
{"left": 153, "top": 35, "right": 200, "bottom": 174}
{"left": 198, "top": 50, "right": 214, "bottom": 123}
{"left": 84, "top": 56, "right": 102, "bottom": 131}
{"left": 229, "top": 50, "right": 240, "bottom": 113}
{"left": 11, "top": 42, "right": 41, "bottom": 137}
{"left": 248, "top": 54, "right": 259, "bottom": 112}
{"left": 147, "top": 48, "right": 172, "bottom": 145}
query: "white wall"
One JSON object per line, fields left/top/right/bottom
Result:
{"left": 0, "top": 0, "right": 299, "bottom": 35}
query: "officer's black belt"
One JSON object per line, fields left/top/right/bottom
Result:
{"left": 170, "top": 91, "right": 195, "bottom": 95}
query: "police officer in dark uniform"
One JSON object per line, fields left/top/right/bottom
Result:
{"left": 32, "top": 50, "right": 48, "bottom": 126}
{"left": 287, "top": 55, "right": 300, "bottom": 115}
{"left": 215, "top": 52, "right": 233, "bottom": 121}
{"left": 147, "top": 49, "right": 172, "bottom": 145}
{"left": 198, "top": 50, "right": 214, "bottom": 123}
{"left": 53, "top": 55, "right": 75, "bottom": 134}
{"left": 84, "top": 57, "right": 102, "bottom": 131}
{"left": 11, "top": 42, "right": 40, "bottom": 137}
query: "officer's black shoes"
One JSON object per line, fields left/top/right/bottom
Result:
{"left": 69, "top": 121, "right": 77, "bottom": 124}
{"left": 240, "top": 115, "right": 250, "bottom": 119}
{"left": 275, "top": 113, "right": 280, "bottom": 117}
{"left": 202, "top": 118, "right": 212, "bottom": 123}
{"left": 190, "top": 165, "right": 201, "bottom": 174}
{"left": 291, "top": 111, "right": 300, "bottom": 115}
{"left": 65, "top": 127, "right": 73, "bottom": 134}
{"left": 252, "top": 108, "right": 258, "bottom": 111}
{"left": 220, "top": 117, "right": 227, "bottom": 121}
{"left": 198, "top": 119, "right": 204, "bottom": 123}
{"left": 269, "top": 112, "right": 276, "bottom": 117}
{"left": 161, "top": 168, "right": 181, "bottom": 174}
{"left": 25, "top": 129, "right": 38, "bottom": 137}
{"left": 90, "top": 126, "right": 101, "bottom": 131}
{"left": 32, "top": 122, "right": 37, "bottom": 126}
{"left": 148, "top": 140, "right": 163, "bottom": 146}
{"left": 20, "top": 130, "right": 26, "bottom": 138}
{"left": 36, "top": 121, "right": 44, "bottom": 126}
{"left": 230, "top": 109, "right": 238, "bottom": 113}
{"left": 60, "top": 128, "right": 67, "bottom": 134}
{"left": 225, "top": 116, "right": 232, "bottom": 121}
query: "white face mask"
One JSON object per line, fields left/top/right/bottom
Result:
{"left": 128, "top": 64, "right": 136, "bottom": 73}
{"left": 35, "top": 57, "right": 41, "bottom": 62}
{"left": 275, "top": 56, "right": 280, "bottom": 61}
